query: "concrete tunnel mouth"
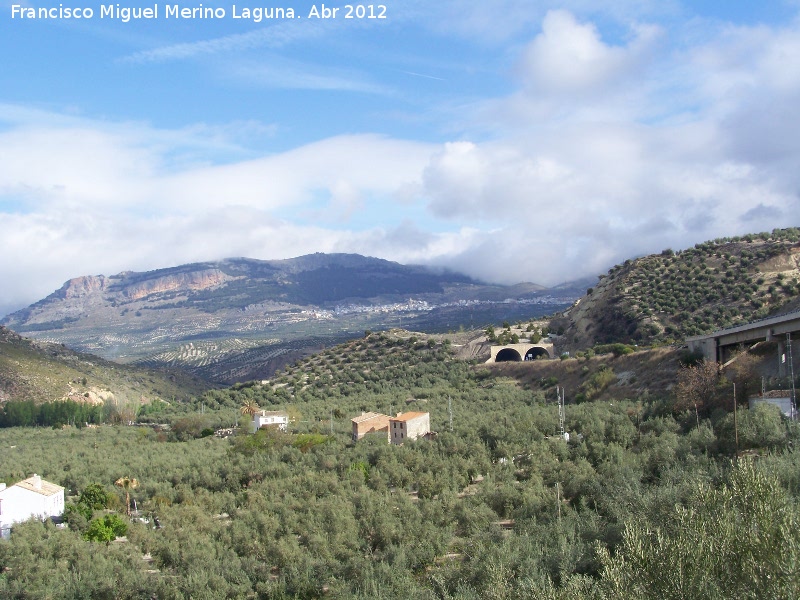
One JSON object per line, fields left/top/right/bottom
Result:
{"left": 525, "top": 347, "right": 550, "bottom": 360}
{"left": 495, "top": 348, "right": 523, "bottom": 362}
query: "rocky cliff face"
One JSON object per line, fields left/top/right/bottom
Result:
{"left": 122, "top": 269, "right": 234, "bottom": 301}
{"left": 61, "top": 275, "right": 109, "bottom": 299}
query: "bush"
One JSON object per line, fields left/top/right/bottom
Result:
{"left": 83, "top": 514, "right": 128, "bottom": 544}
{"left": 79, "top": 483, "right": 111, "bottom": 510}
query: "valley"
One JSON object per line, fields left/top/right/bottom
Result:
{"left": 1, "top": 229, "right": 799, "bottom": 599}
{"left": 2, "top": 254, "right": 578, "bottom": 383}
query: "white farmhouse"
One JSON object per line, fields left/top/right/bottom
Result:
{"left": 252, "top": 410, "right": 289, "bottom": 433}
{"left": 0, "top": 474, "right": 65, "bottom": 537}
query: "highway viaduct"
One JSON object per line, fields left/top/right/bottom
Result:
{"left": 686, "top": 310, "right": 800, "bottom": 374}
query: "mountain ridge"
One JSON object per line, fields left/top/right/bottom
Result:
{"left": 2, "top": 253, "right": 572, "bottom": 382}
{"left": 0, "top": 324, "right": 208, "bottom": 409}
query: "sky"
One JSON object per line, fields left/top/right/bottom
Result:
{"left": 1, "top": 0, "right": 799, "bottom": 317}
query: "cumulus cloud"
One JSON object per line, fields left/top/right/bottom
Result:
{"left": 413, "top": 10, "right": 800, "bottom": 285}
{"left": 2, "top": 8, "right": 800, "bottom": 317}
{"left": 519, "top": 10, "right": 661, "bottom": 95}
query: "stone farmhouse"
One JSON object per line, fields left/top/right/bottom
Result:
{"left": 251, "top": 410, "right": 289, "bottom": 433}
{"left": 351, "top": 411, "right": 392, "bottom": 441}
{"left": 0, "top": 474, "right": 65, "bottom": 538}
{"left": 351, "top": 411, "right": 432, "bottom": 444}
{"left": 389, "top": 411, "right": 430, "bottom": 445}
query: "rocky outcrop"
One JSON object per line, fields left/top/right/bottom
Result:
{"left": 61, "top": 275, "right": 109, "bottom": 299}
{"left": 123, "top": 269, "right": 234, "bottom": 301}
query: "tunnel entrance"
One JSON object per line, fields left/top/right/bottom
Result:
{"left": 524, "top": 347, "right": 550, "bottom": 361}
{"left": 495, "top": 348, "right": 523, "bottom": 362}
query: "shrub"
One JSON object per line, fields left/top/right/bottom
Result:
{"left": 83, "top": 514, "right": 128, "bottom": 544}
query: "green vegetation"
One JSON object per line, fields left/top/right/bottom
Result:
{"left": 563, "top": 227, "right": 800, "bottom": 346}
{"left": 0, "top": 325, "right": 207, "bottom": 409}
{"left": 0, "top": 399, "right": 104, "bottom": 428}
{"left": 2, "top": 328, "right": 799, "bottom": 598}
{"left": 83, "top": 514, "right": 128, "bottom": 544}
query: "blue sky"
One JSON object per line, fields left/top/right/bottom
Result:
{"left": 1, "top": 0, "right": 799, "bottom": 316}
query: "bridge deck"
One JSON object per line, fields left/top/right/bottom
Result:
{"left": 687, "top": 310, "right": 800, "bottom": 362}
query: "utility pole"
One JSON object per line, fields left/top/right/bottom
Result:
{"left": 448, "top": 396, "right": 453, "bottom": 432}
{"left": 733, "top": 382, "right": 739, "bottom": 457}
{"left": 556, "top": 482, "right": 561, "bottom": 522}
{"left": 788, "top": 333, "right": 797, "bottom": 421}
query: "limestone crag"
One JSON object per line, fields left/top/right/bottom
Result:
{"left": 61, "top": 275, "right": 109, "bottom": 299}
{"left": 122, "top": 269, "right": 234, "bottom": 301}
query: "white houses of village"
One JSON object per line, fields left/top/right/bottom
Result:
{"left": 251, "top": 410, "right": 289, "bottom": 433}
{"left": 0, "top": 474, "right": 65, "bottom": 537}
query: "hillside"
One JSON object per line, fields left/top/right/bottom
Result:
{"left": 1, "top": 254, "right": 577, "bottom": 382}
{"left": 555, "top": 227, "right": 800, "bottom": 350}
{"left": 195, "top": 329, "right": 685, "bottom": 425}
{"left": 0, "top": 325, "right": 208, "bottom": 413}
{"left": 3, "top": 323, "right": 798, "bottom": 598}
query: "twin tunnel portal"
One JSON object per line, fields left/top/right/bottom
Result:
{"left": 489, "top": 343, "right": 554, "bottom": 363}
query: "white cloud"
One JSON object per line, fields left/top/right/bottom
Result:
{"left": 0, "top": 113, "right": 440, "bottom": 315}
{"left": 3, "top": 9, "right": 800, "bottom": 317}
{"left": 519, "top": 10, "right": 661, "bottom": 95}
{"left": 413, "top": 10, "right": 800, "bottom": 285}
{"left": 124, "top": 19, "right": 329, "bottom": 63}
{"left": 225, "top": 58, "right": 389, "bottom": 93}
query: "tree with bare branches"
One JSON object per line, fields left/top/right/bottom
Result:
{"left": 674, "top": 360, "right": 723, "bottom": 423}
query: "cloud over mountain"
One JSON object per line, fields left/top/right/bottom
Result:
{"left": 1, "top": 6, "right": 799, "bottom": 316}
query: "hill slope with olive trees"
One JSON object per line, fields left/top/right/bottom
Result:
{"left": 2, "top": 324, "right": 800, "bottom": 598}
{"left": 555, "top": 227, "right": 800, "bottom": 350}
{"left": 0, "top": 325, "right": 208, "bottom": 424}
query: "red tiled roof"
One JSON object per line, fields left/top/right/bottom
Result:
{"left": 351, "top": 412, "right": 389, "bottom": 424}
{"left": 391, "top": 412, "right": 428, "bottom": 422}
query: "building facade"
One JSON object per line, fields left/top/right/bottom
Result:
{"left": 389, "top": 412, "right": 430, "bottom": 445}
{"left": 0, "top": 474, "right": 65, "bottom": 537}
{"left": 251, "top": 410, "right": 289, "bottom": 433}
{"left": 351, "top": 412, "right": 391, "bottom": 441}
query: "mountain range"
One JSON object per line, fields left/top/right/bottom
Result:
{"left": 2, "top": 253, "right": 580, "bottom": 382}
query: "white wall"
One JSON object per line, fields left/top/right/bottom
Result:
{"left": 0, "top": 485, "right": 64, "bottom": 529}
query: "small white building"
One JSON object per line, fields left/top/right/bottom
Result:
{"left": 0, "top": 474, "right": 65, "bottom": 536}
{"left": 389, "top": 412, "right": 431, "bottom": 445}
{"left": 252, "top": 410, "right": 289, "bottom": 433}
{"left": 749, "top": 392, "right": 795, "bottom": 418}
